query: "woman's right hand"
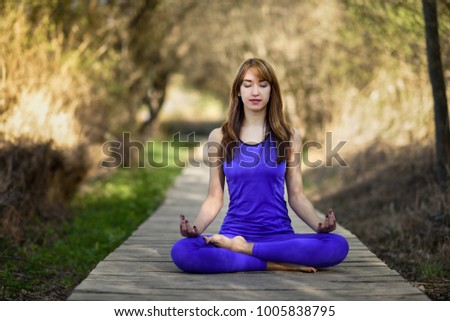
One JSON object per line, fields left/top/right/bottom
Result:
{"left": 317, "top": 209, "right": 337, "bottom": 233}
{"left": 179, "top": 214, "right": 200, "bottom": 237}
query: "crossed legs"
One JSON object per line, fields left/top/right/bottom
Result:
{"left": 171, "top": 233, "right": 349, "bottom": 274}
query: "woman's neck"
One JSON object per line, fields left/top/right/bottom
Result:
{"left": 242, "top": 109, "right": 266, "bottom": 128}
{"left": 241, "top": 112, "right": 267, "bottom": 143}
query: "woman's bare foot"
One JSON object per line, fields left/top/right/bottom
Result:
{"left": 267, "top": 261, "right": 318, "bottom": 273}
{"left": 204, "top": 235, "right": 317, "bottom": 273}
{"left": 204, "top": 234, "right": 253, "bottom": 255}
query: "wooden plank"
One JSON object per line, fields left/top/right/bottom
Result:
{"left": 74, "top": 270, "right": 414, "bottom": 287}
{"left": 91, "top": 261, "right": 392, "bottom": 274}
{"left": 72, "top": 280, "right": 426, "bottom": 301}
{"left": 69, "top": 290, "right": 427, "bottom": 301}
{"left": 91, "top": 260, "right": 400, "bottom": 278}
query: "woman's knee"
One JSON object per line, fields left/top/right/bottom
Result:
{"left": 328, "top": 234, "right": 349, "bottom": 264}
{"left": 171, "top": 238, "right": 191, "bottom": 271}
{"left": 171, "top": 237, "right": 205, "bottom": 273}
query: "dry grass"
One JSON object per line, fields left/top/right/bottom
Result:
{"left": 325, "top": 61, "right": 435, "bottom": 148}
{"left": 0, "top": 139, "right": 89, "bottom": 241}
{"left": 0, "top": 5, "right": 93, "bottom": 240}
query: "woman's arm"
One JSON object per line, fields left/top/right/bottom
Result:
{"left": 285, "top": 129, "right": 336, "bottom": 233}
{"left": 180, "top": 128, "right": 225, "bottom": 237}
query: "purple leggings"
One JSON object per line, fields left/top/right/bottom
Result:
{"left": 171, "top": 233, "right": 349, "bottom": 273}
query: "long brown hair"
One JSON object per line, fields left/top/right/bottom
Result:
{"left": 221, "top": 58, "right": 293, "bottom": 163}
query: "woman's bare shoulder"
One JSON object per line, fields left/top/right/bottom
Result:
{"left": 209, "top": 128, "right": 223, "bottom": 143}
{"left": 291, "top": 128, "right": 303, "bottom": 144}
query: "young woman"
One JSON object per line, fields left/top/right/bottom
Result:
{"left": 171, "top": 58, "right": 349, "bottom": 273}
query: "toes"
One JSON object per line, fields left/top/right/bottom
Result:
{"left": 203, "top": 234, "right": 224, "bottom": 245}
{"left": 299, "top": 265, "right": 318, "bottom": 273}
{"left": 211, "top": 234, "right": 223, "bottom": 243}
{"left": 233, "top": 236, "right": 246, "bottom": 242}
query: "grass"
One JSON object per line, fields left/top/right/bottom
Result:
{"left": 0, "top": 140, "right": 187, "bottom": 300}
{"left": 421, "top": 262, "right": 446, "bottom": 279}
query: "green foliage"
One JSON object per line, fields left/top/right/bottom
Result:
{"left": 0, "top": 141, "right": 185, "bottom": 300}
{"left": 339, "top": 0, "right": 450, "bottom": 79}
{"left": 420, "top": 261, "right": 446, "bottom": 279}
{"left": 336, "top": 0, "right": 425, "bottom": 86}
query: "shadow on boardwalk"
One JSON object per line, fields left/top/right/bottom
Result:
{"left": 68, "top": 165, "right": 428, "bottom": 300}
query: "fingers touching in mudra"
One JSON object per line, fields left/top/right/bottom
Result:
{"left": 317, "top": 209, "right": 337, "bottom": 233}
{"left": 179, "top": 214, "right": 199, "bottom": 237}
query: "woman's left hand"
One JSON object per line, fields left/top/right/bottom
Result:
{"left": 317, "top": 209, "right": 337, "bottom": 233}
{"left": 179, "top": 214, "right": 200, "bottom": 237}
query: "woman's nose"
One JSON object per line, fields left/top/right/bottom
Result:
{"left": 252, "top": 86, "right": 259, "bottom": 95}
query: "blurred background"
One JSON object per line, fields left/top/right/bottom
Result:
{"left": 0, "top": 0, "right": 448, "bottom": 300}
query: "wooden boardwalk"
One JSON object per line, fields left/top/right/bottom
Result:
{"left": 68, "top": 164, "right": 428, "bottom": 301}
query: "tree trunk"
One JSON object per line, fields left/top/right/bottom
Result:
{"left": 422, "top": 0, "right": 450, "bottom": 190}
{"left": 138, "top": 76, "right": 168, "bottom": 135}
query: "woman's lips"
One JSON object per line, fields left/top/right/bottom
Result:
{"left": 249, "top": 99, "right": 261, "bottom": 104}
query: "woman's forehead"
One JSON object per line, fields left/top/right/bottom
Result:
{"left": 242, "top": 67, "right": 268, "bottom": 82}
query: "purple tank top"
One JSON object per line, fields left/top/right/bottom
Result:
{"left": 219, "top": 134, "right": 294, "bottom": 241}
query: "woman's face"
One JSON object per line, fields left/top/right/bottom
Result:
{"left": 239, "top": 68, "right": 271, "bottom": 112}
